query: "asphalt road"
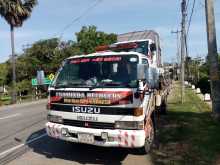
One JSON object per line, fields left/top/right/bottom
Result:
{"left": 0, "top": 100, "right": 154, "bottom": 165}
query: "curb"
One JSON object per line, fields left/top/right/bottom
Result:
{"left": 184, "top": 81, "right": 212, "bottom": 108}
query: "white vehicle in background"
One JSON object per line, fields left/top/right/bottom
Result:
{"left": 46, "top": 30, "right": 169, "bottom": 153}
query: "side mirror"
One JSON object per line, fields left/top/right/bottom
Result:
{"left": 137, "top": 64, "right": 147, "bottom": 80}
{"left": 150, "top": 43, "right": 156, "bottom": 52}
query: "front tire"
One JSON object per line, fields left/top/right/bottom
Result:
{"left": 139, "top": 118, "right": 155, "bottom": 154}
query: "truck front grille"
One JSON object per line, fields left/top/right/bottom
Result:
{"left": 63, "top": 119, "right": 115, "bottom": 129}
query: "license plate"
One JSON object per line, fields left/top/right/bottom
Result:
{"left": 78, "top": 133, "right": 94, "bottom": 144}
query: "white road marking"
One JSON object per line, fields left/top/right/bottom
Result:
{"left": 0, "top": 133, "right": 47, "bottom": 157}
{"left": 0, "top": 113, "right": 21, "bottom": 120}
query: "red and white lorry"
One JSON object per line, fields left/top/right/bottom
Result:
{"left": 46, "top": 30, "right": 169, "bottom": 153}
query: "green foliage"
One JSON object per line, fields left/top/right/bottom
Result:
{"left": 76, "top": 25, "right": 117, "bottom": 54}
{"left": 197, "top": 62, "right": 210, "bottom": 94}
{"left": 188, "top": 54, "right": 220, "bottom": 94}
{"left": 0, "top": 63, "right": 8, "bottom": 85}
{"left": 25, "top": 38, "right": 60, "bottom": 74}
{"left": 199, "top": 63, "right": 209, "bottom": 79}
{"left": 51, "top": 41, "right": 81, "bottom": 71}
{"left": 197, "top": 77, "right": 210, "bottom": 94}
{"left": 16, "top": 79, "right": 31, "bottom": 92}
{"left": 186, "top": 56, "right": 218, "bottom": 94}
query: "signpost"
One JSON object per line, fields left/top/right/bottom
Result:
{"left": 31, "top": 73, "right": 55, "bottom": 100}
{"left": 37, "top": 70, "right": 45, "bottom": 85}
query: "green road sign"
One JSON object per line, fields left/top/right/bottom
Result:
{"left": 31, "top": 77, "right": 52, "bottom": 86}
{"left": 44, "top": 78, "right": 52, "bottom": 85}
{"left": 31, "top": 79, "right": 38, "bottom": 86}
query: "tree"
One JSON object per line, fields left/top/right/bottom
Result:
{"left": 25, "top": 38, "right": 60, "bottom": 74}
{"left": 0, "top": 63, "right": 8, "bottom": 86}
{"left": 23, "top": 38, "right": 81, "bottom": 77}
{"left": 52, "top": 41, "right": 81, "bottom": 70}
{"left": 0, "top": 0, "right": 38, "bottom": 103}
{"left": 76, "top": 25, "right": 117, "bottom": 54}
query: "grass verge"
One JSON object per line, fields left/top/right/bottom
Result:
{"left": 151, "top": 82, "right": 220, "bottom": 165}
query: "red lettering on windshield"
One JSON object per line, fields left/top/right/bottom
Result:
{"left": 70, "top": 58, "right": 90, "bottom": 64}
{"left": 92, "top": 57, "right": 103, "bottom": 62}
{"left": 80, "top": 59, "right": 90, "bottom": 63}
{"left": 103, "top": 57, "right": 122, "bottom": 62}
{"left": 70, "top": 56, "right": 122, "bottom": 64}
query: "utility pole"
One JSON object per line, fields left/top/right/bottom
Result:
{"left": 10, "top": 26, "right": 16, "bottom": 104}
{"left": 205, "top": 0, "right": 220, "bottom": 120}
{"left": 180, "top": 0, "right": 187, "bottom": 103}
{"left": 171, "top": 30, "right": 181, "bottom": 80}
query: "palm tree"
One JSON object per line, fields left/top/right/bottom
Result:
{"left": 0, "top": 0, "right": 37, "bottom": 103}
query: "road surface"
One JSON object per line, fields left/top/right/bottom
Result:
{"left": 0, "top": 100, "right": 153, "bottom": 165}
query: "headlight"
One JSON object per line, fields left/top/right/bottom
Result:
{"left": 47, "top": 115, "right": 63, "bottom": 124}
{"left": 115, "top": 121, "right": 144, "bottom": 130}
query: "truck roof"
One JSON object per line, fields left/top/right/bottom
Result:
{"left": 117, "top": 30, "right": 160, "bottom": 43}
{"left": 67, "top": 51, "right": 147, "bottom": 60}
{"left": 113, "top": 39, "right": 151, "bottom": 45}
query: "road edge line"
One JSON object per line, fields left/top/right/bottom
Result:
{"left": 0, "top": 133, "right": 47, "bottom": 158}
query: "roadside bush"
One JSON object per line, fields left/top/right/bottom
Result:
{"left": 197, "top": 77, "right": 211, "bottom": 94}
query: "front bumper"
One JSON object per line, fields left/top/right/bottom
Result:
{"left": 46, "top": 122, "right": 145, "bottom": 148}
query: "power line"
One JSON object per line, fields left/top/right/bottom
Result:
{"left": 23, "top": 0, "right": 104, "bottom": 50}
{"left": 186, "top": 0, "right": 190, "bottom": 11}
{"left": 56, "top": 0, "right": 103, "bottom": 39}
{"left": 187, "top": 0, "right": 196, "bottom": 36}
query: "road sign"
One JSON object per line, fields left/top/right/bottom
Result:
{"left": 48, "top": 73, "right": 55, "bottom": 81}
{"left": 31, "top": 79, "right": 38, "bottom": 86}
{"left": 44, "top": 78, "right": 52, "bottom": 85}
{"left": 31, "top": 77, "right": 52, "bottom": 86}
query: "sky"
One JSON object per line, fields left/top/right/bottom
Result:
{"left": 0, "top": 0, "right": 220, "bottom": 63}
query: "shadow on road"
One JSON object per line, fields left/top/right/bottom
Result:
{"left": 26, "top": 129, "right": 146, "bottom": 165}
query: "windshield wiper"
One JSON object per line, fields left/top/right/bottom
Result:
{"left": 54, "top": 84, "right": 69, "bottom": 88}
{"left": 101, "top": 81, "right": 131, "bottom": 87}
{"left": 54, "top": 79, "right": 86, "bottom": 88}
{"left": 54, "top": 82, "right": 83, "bottom": 88}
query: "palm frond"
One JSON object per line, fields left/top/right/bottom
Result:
{"left": 23, "top": 0, "right": 38, "bottom": 12}
{"left": 0, "top": 0, "right": 37, "bottom": 27}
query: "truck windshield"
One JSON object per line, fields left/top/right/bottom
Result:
{"left": 53, "top": 55, "right": 138, "bottom": 88}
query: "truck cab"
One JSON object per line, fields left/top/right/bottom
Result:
{"left": 46, "top": 51, "right": 156, "bottom": 152}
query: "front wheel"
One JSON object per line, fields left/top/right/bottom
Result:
{"left": 139, "top": 118, "right": 155, "bottom": 154}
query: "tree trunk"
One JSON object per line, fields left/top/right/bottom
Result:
{"left": 10, "top": 25, "right": 16, "bottom": 104}
{"left": 205, "top": 0, "right": 220, "bottom": 120}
